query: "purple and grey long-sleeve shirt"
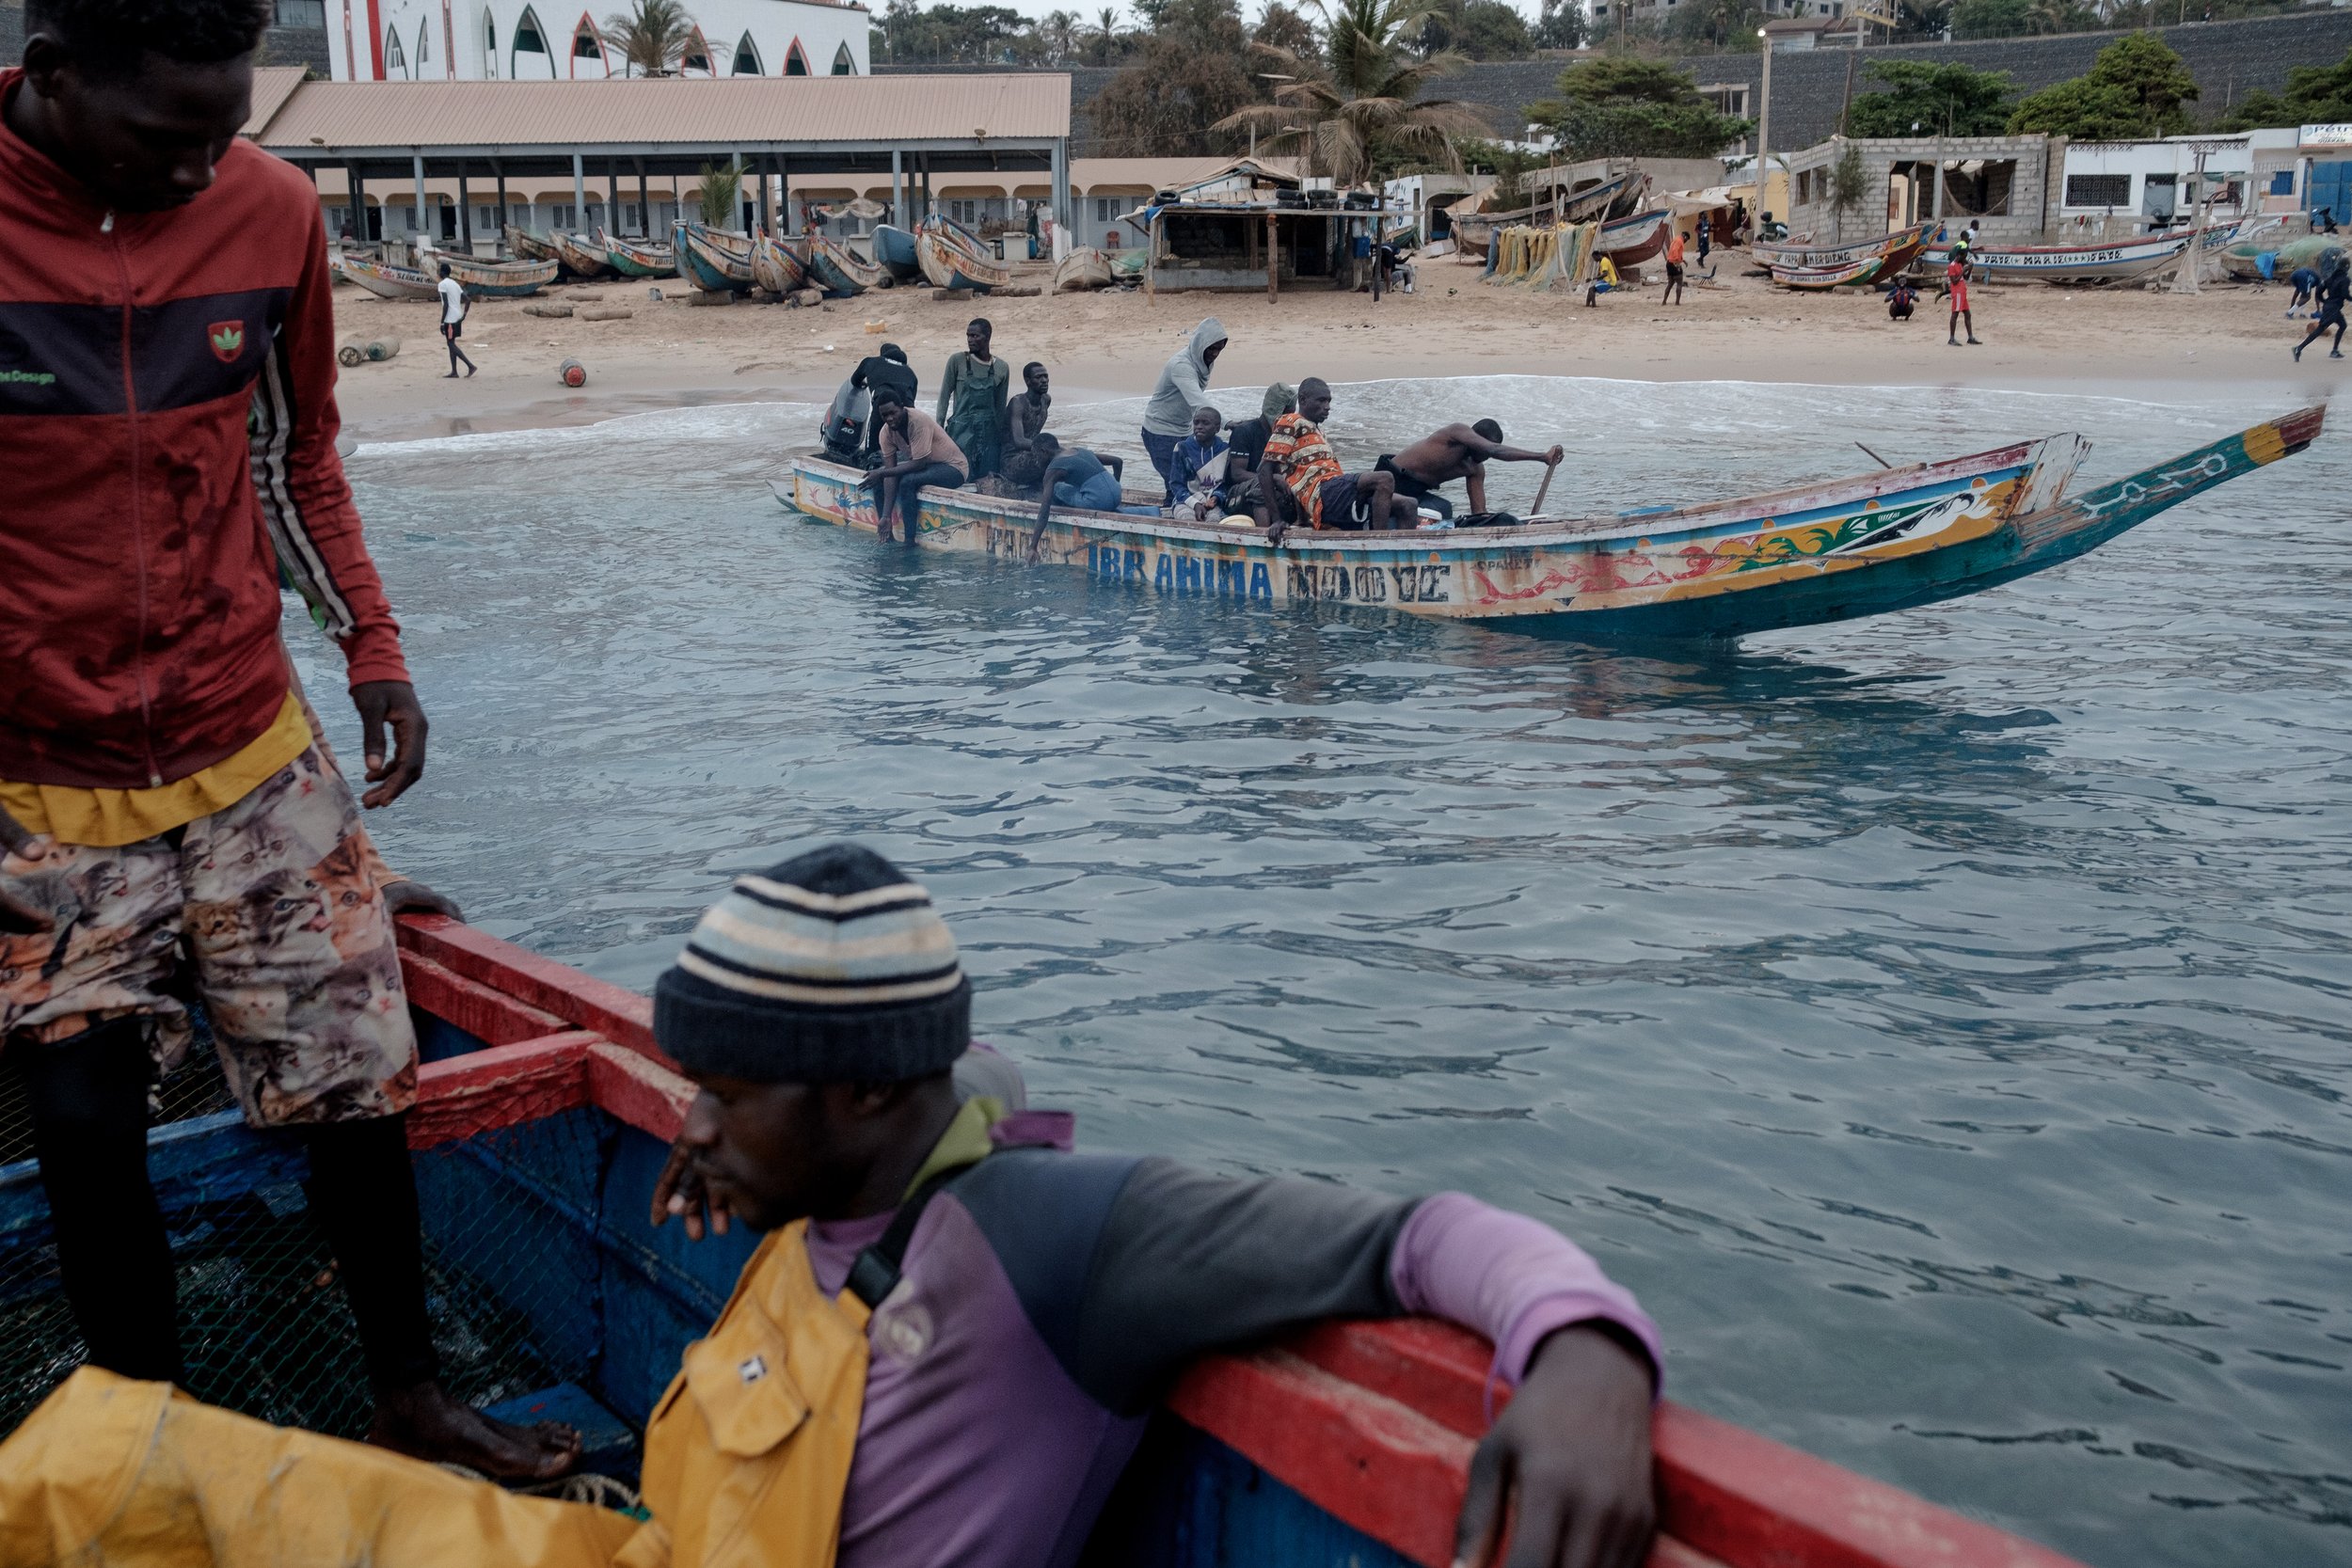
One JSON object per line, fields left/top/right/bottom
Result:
{"left": 797, "top": 1114, "right": 1662, "bottom": 1568}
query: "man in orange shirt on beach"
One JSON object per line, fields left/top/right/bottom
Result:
{"left": 1661, "top": 229, "right": 1688, "bottom": 306}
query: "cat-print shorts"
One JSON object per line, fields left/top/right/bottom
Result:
{"left": 0, "top": 745, "right": 418, "bottom": 1127}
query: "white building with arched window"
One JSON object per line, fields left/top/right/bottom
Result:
{"left": 324, "top": 0, "right": 866, "bottom": 84}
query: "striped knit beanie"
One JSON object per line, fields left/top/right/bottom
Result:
{"left": 654, "top": 844, "right": 971, "bottom": 1083}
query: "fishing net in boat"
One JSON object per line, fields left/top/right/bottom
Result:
{"left": 0, "top": 1086, "right": 632, "bottom": 1445}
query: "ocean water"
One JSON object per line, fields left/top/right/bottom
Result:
{"left": 309, "top": 377, "right": 2352, "bottom": 1567}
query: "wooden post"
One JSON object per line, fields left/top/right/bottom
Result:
{"left": 1266, "top": 209, "right": 1278, "bottom": 300}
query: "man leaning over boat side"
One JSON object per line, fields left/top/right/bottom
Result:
{"left": 0, "top": 844, "right": 1663, "bottom": 1568}
{"left": 0, "top": 0, "right": 577, "bottom": 1481}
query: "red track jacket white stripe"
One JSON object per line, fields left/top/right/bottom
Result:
{"left": 0, "top": 68, "right": 408, "bottom": 791}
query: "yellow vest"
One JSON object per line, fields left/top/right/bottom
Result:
{"left": 619, "top": 1220, "right": 871, "bottom": 1568}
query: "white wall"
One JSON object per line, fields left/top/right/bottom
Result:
{"left": 325, "top": 0, "right": 868, "bottom": 83}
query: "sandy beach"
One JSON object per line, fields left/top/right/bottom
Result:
{"left": 332, "top": 252, "right": 2336, "bottom": 444}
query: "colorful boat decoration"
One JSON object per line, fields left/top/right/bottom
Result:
{"left": 0, "top": 910, "right": 2093, "bottom": 1567}
{"left": 1754, "top": 219, "right": 1936, "bottom": 273}
{"left": 412, "top": 243, "right": 559, "bottom": 296}
{"left": 802, "top": 232, "right": 885, "bottom": 295}
{"left": 872, "top": 222, "right": 925, "bottom": 280}
{"left": 1916, "top": 221, "right": 2243, "bottom": 284}
{"left": 548, "top": 230, "right": 617, "bottom": 279}
{"left": 675, "top": 221, "right": 755, "bottom": 293}
{"left": 750, "top": 230, "right": 809, "bottom": 295}
{"left": 1770, "top": 254, "right": 1884, "bottom": 291}
{"left": 335, "top": 249, "right": 440, "bottom": 301}
{"left": 1594, "top": 206, "right": 1672, "bottom": 265}
{"left": 504, "top": 226, "right": 562, "bottom": 265}
{"left": 599, "top": 230, "right": 676, "bottom": 278}
{"left": 773, "top": 406, "right": 2322, "bottom": 641}
{"left": 916, "top": 226, "right": 1011, "bottom": 292}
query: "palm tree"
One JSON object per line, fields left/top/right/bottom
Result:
{"left": 696, "top": 161, "right": 742, "bottom": 229}
{"left": 1041, "top": 8, "right": 1081, "bottom": 61}
{"left": 602, "top": 0, "right": 695, "bottom": 75}
{"left": 1091, "top": 7, "right": 1122, "bottom": 63}
{"left": 1215, "top": 0, "right": 1489, "bottom": 188}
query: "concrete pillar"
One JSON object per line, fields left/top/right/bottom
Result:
{"left": 457, "top": 168, "right": 470, "bottom": 251}
{"left": 349, "top": 163, "right": 367, "bottom": 243}
{"left": 891, "top": 149, "right": 903, "bottom": 228}
{"left": 412, "top": 151, "right": 427, "bottom": 240}
{"left": 572, "top": 151, "right": 586, "bottom": 232}
{"left": 494, "top": 166, "right": 507, "bottom": 249}
{"left": 1050, "top": 138, "right": 1070, "bottom": 245}
{"left": 607, "top": 166, "right": 619, "bottom": 236}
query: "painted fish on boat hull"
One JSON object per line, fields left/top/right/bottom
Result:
{"left": 774, "top": 407, "right": 2321, "bottom": 641}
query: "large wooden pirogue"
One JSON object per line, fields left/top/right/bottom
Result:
{"left": 0, "top": 914, "right": 2089, "bottom": 1567}
{"left": 773, "top": 406, "right": 2324, "bottom": 641}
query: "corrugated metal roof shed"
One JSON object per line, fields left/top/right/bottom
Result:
{"left": 249, "top": 73, "right": 1070, "bottom": 153}
{"left": 239, "top": 65, "right": 309, "bottom": 138}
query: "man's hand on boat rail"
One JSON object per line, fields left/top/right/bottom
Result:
{"left": 0, "top": 804, "right": 50, "bottom": 934}
{"left": 650, "top": 1134, "right": 735, "bottom": 1240}
{"left": 352, "top": 681, "right": 429, "bottom": 809}
{"left": 1452, "top": 1322, "right": 1656, "bottom": 1568}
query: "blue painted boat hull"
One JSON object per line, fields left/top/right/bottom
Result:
{"left": 872, "top": 224, "right": 922, "bottom": 280}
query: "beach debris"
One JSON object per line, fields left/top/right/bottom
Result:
{"left": 647, "top": 287, "right": 663, "bottom": 302}
{"left": 522, "top": 302, "right": 574, "bottom": 319}
{"left": 337, "top": 334, "right": 402, "bottom": 366}
{"left": 932, "top": 287, "right": 973, "bottom": 302}
{"left": 579, "top": 306, "right": 633, "bottom": 322}
{"left": 864, "top": 320, "right": 887, "bottom": 333}
{"left": 564, "top": 289, "right": 605, "bottom": 302}
{"left": 793, "top": 289, "right": 824, "bottom": 308}
{"left": 558, "top": 357, "right": 588, "bottom": 387}
{"left": 691, "top": 289, "right": 734, "bottom": 307}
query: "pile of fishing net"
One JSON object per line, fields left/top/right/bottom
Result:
{"left": 1483, "top": 221, "right": 1599, "bottom": 292}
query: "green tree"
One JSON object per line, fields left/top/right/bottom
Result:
{"left": 871, "top": 0, "right": 1028, "bottom": 62}
{"left": 1524, "top": 57, "right": 1753, "bottom": 159}
{"left": 1532, "top": 0, "right": 1586, "bottom": 49}
{"left": 1215, "top": 0, "right": 1491, "bottom": 186}
{"left": 1089, "top": 0, "right": 1270, "bottom": 154}
{"left": 1951, "top": 0, "right": 2028, "bottom": 38}
{"left": 601, "top": 0, "right": 695, "bottom": 74}
{"left": 2006, "top": 31, "right": 2199, "bottom": 137}
{"left": 695, "top": 162, "right": 742, "bottom": 229}
{"left": 1825, "top": 138, "right": 1867, "bottom": 240}
{"left": 2219, "top": 44, "right": 2352, "bottom": 129}
{"left": 1457, "top": 135, "right": 1541, "bottom": 204}
{"left": 1844, "top": 60, "right": 2015, "bottom": 136}
{"left": 1667, "top": 0, "right": 1759, "bottom": 52}
{"left": 1412, "top": 0, "right": 1531, "bottom": 59}
{"left": 1253, "top": 0, "right": 1321, "bottom": 56}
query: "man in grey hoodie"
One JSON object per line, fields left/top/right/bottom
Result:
{"left": 1139, "top": 317, "right": 1227, "bottom": 504}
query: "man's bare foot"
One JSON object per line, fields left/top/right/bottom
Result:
{"left": 368, "top": 1380, "right": 581, "bottom": 1481}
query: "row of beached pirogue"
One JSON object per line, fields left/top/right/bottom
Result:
{"left": 334, "top": 213, "right": 1015, "bottom": 303}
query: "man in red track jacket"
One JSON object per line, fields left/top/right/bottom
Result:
{"left": 0, "top": 0, "right": 574, "bottom": 1477}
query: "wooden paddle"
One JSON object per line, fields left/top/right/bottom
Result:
{"left": 1530, "top": 455, "right": 1561, "bottom": 520}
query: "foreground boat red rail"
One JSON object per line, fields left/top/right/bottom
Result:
{"left": 373, "top": 916, "right": 2088, "bottom": 1568}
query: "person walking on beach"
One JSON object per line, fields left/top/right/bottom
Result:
{"left": 436, "top": 262, "right": 475, "bottom": 378}
{"left": 1695, "top": 214, "right": 1712, "bottom": 274}
{"left": 1661, "top": 229, "right": 1687, "bottom": 305}
{"left": 2293, "top": 258, "right": 2348, "bottom": 361}
{"left": 863, "top": 391, "right": 967, "bottom": 543}
{"left": 1947, "top": 256, "right": 1979, "bottom": 346}
{"left": 935, "top": 317, "right": 1010, "bottom": 481}
{"left": 1, "top": 0, "right": 575, "bottom": 1480}
{"left": 1142, "top": 317, "right": 1227, "bottom": 504}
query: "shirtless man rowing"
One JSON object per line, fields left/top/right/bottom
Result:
{"left": 1377, "top": 420, "right": 1565, "bottom": 521}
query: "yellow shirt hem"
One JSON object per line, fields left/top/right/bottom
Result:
{"left": 0, "top": 692, "right": 311, "bottom": 848}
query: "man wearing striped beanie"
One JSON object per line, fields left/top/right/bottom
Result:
{"left": 647, "top": 843, "right": 1665, "bottom": 1568}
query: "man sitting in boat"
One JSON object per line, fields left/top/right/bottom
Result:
{"left": 861, "top": 392, "right": 967, "bottom": 543}
{"left": 1263, "top": 378, "right": 1419, "bottom": 544}
{"left": 997, "top": 361, "right": 1054, "bottom": 492}
{"left": 1216, "top": 382, "right": 1297, "bottom": 531}
{"left": 1023, "top": 435, "right": 1129, "bottom": 549}
{"left": 1171, "top": 405, "right": 1231, "bottom": 519}
{"left": 1378, "top": 421, "right": 1563, "bottom": 522}
{"left": 1, "top": 845, "right": 1663, "bottom": 1568}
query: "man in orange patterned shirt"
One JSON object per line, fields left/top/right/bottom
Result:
{"left": 1260, "top": 378, "right": 1416, "bottom": 545}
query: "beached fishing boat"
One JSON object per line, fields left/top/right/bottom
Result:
{"left": 1594, "top": 206, "right": 1672, "bottom": 264}
{"left": 1916, "top": 220, "right": 2244, "bottom": 285}
{"left": 1770, "top": 254, "right": 1884, "bottom": 291}
{"left": 917, "top": 226, "right": 1011, "bottom": 291}
{"left": 505, "top": 225, "right": 562, "bottom": 264}
{"left": 0, "top": 911, "right": 2092, "bottom": 1567}
{"left": 1055, "top": 246, "right": 1116, "bottom": 292}
{"left": 548, "top": 230, "right": 617, "bottom": 278}
{"left": 412, "top": 243, "right": 560, "bottom": 296}
{"left": 774, "top": 406, "right": 2322, "bottom": 641}
{"left": 1451, "top": 171, "right": 1645, "bottom": 260}
{"left": 675, "top": 222, "right": 755, "bottom": 293}
{"left": 802, "top": 232, "right": 884, "bottom": 295}
{"left": 336, "top": 249, "right": 440, "bottom": 301}
{"left": 872, "top": 222, "right": 924, "bottom": 279}
{"left": 750, "top": 230, "right": 808, "bottom": 295}
{"left": 1754, "top": 219, "right": 1935, "bottom": 273}
{"left": 599, "top": 230, "right": 676, "bottom": 278}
